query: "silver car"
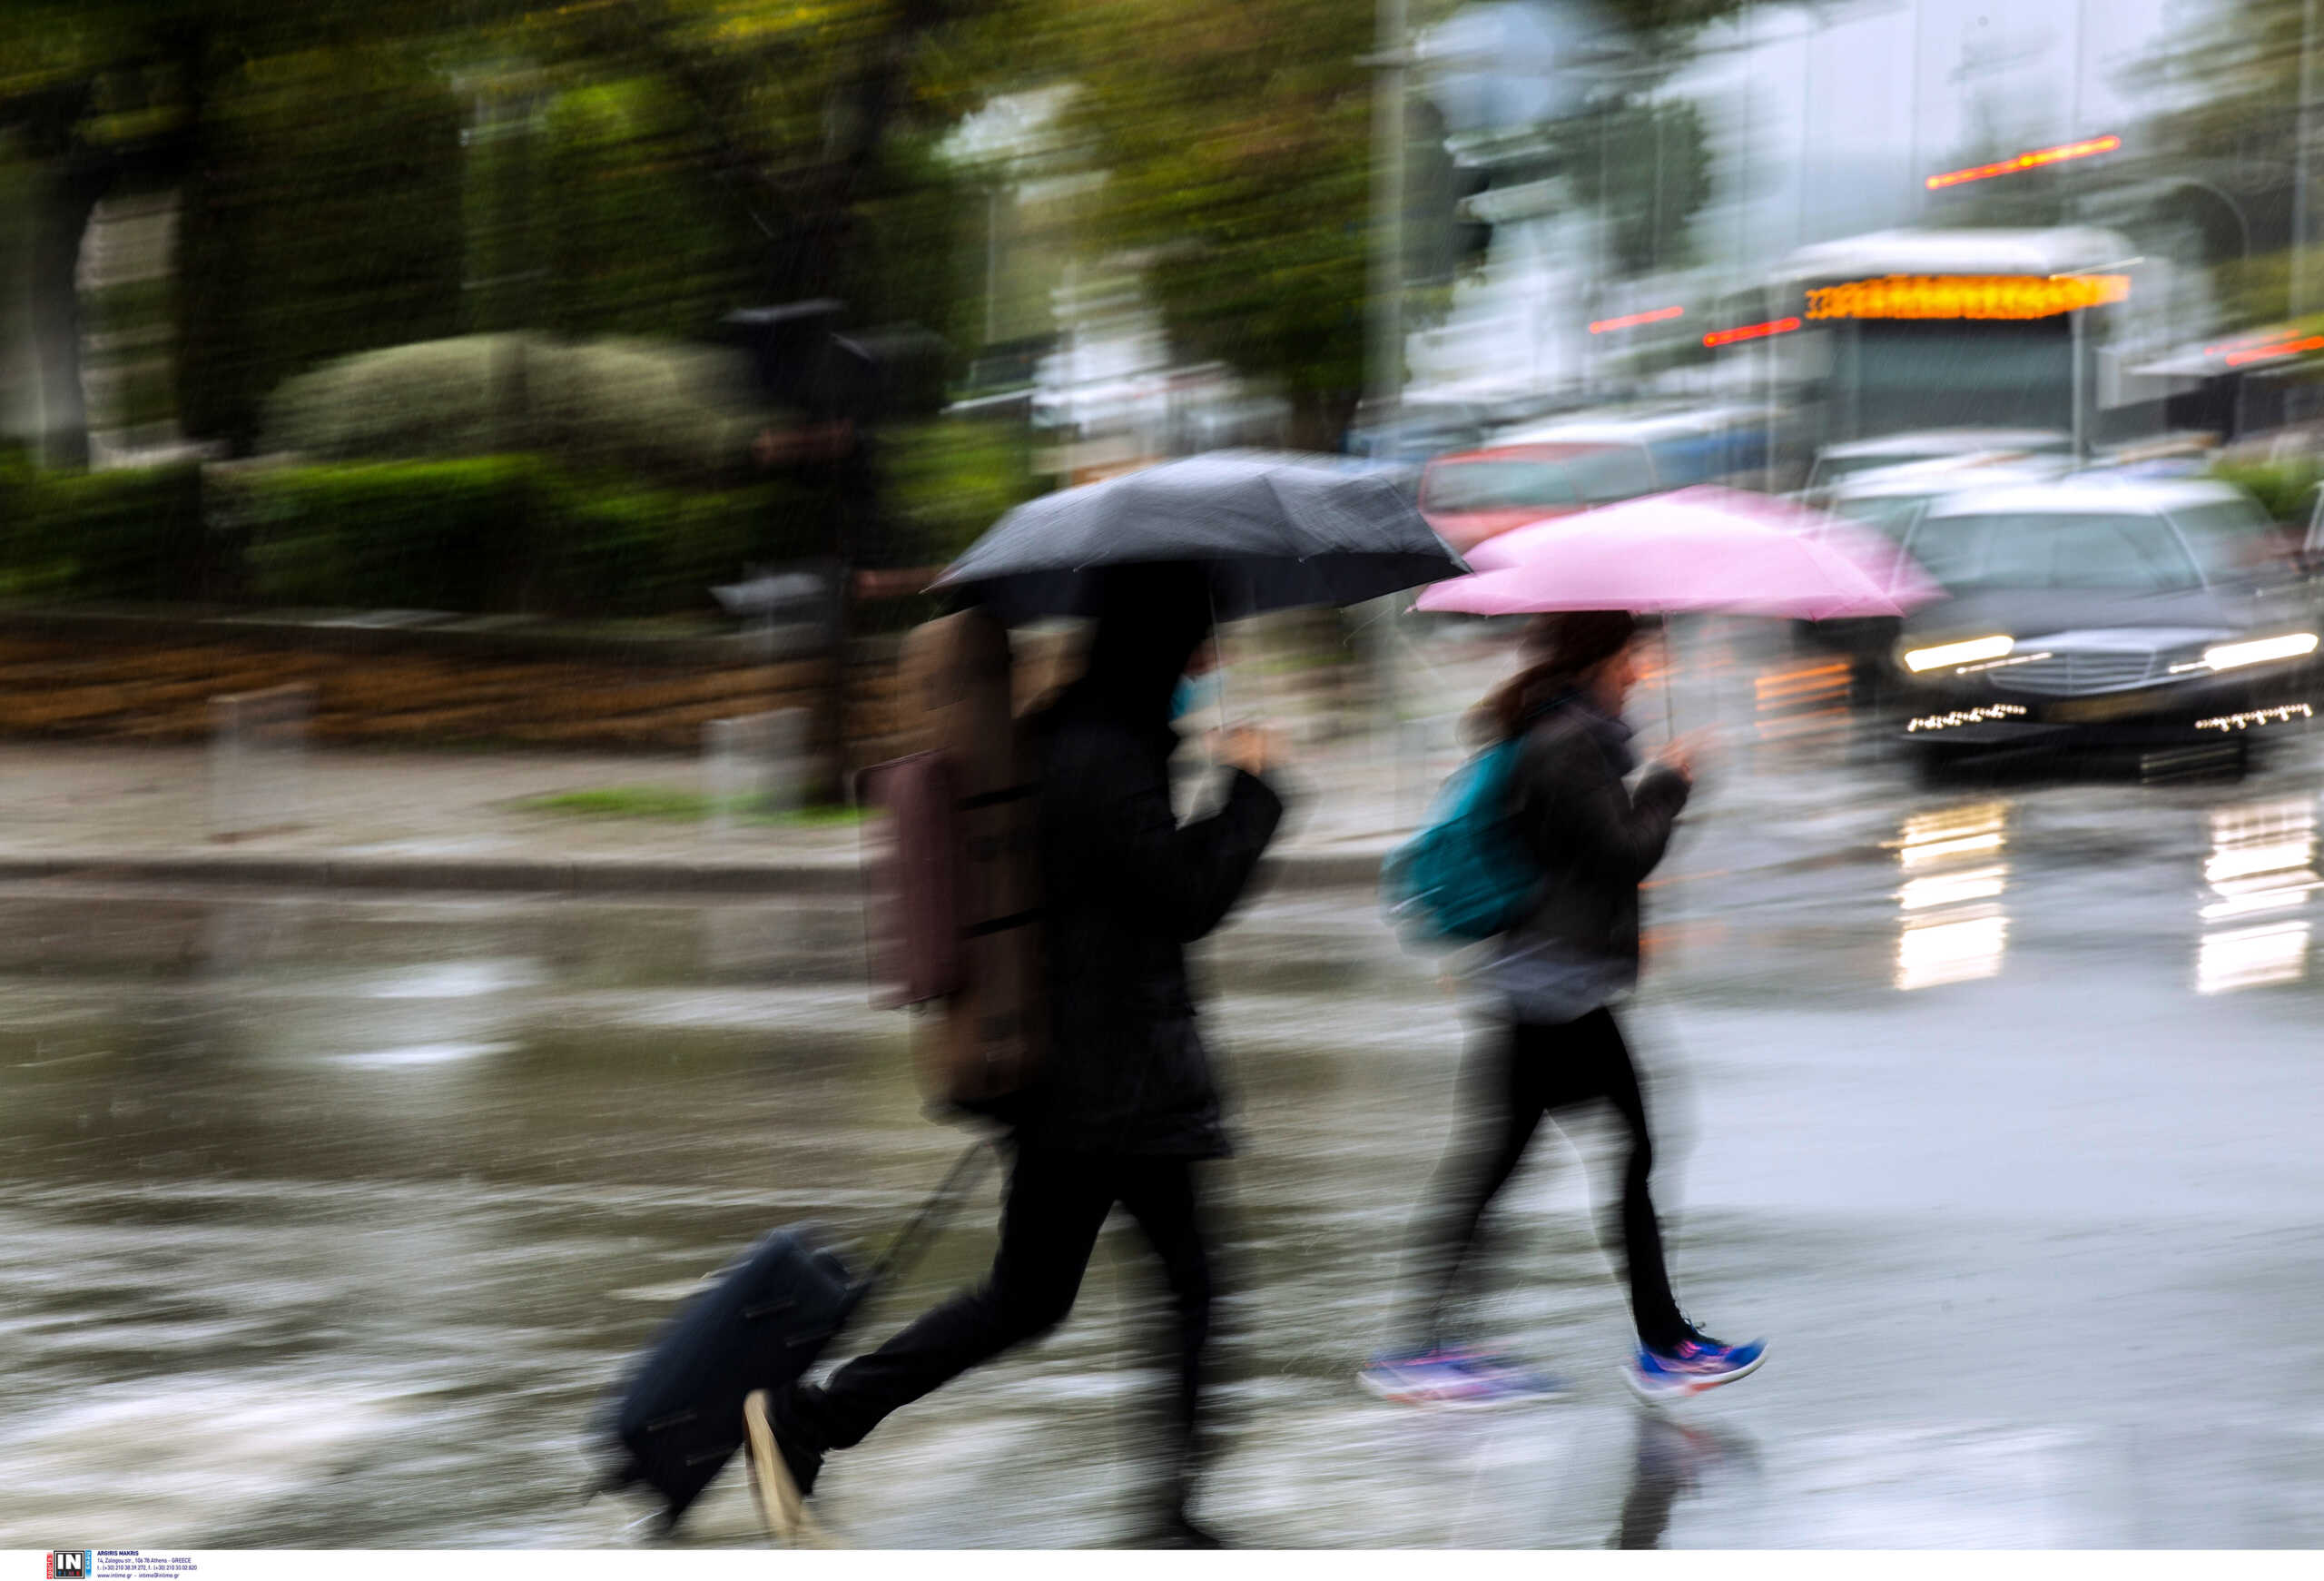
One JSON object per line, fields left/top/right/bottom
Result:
{"left": 1806, "top": 429, "right": 2073, "bottom": 499}
{"left": 1817, "top": 452, "right": 2073, "bottom": 544}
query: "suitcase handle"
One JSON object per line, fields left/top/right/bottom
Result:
{"left": 847, "top": 1139, "right": 994, "bottom": 1309}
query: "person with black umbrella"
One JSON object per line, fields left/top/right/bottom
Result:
{"left": 762, "top": 561, "right": 1285, "bottom": 1546}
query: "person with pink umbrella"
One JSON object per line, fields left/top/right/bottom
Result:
{"left": 1361, "top": 609, "right": 1764, "bottom": 1408}
{"left": 1360, "top": 489, "right": 1916, "bottom": 1408}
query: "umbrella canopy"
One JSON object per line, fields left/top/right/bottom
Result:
{"left": 931, "top": 450, "right": 1467, "bottom": 620}
{"left": 1420, "top": 486, "right": 1934, "bottom": 619}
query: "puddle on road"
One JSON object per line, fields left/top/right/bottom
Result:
{"left": 1891, "top": 802, "right": 2011, "bottom": 992}
{"left": 2196, "top": 796, "right": 2319, "bottom": 995}
{"left": 0, "top": 1377, "right": 398, "bottom": 1548}
{"left": 5, "top": 732, "right": 2324, "bottom": 1546}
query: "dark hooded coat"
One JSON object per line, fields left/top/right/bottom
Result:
{"left": 1006, "top": 564, "right": 1284, "bottom": 1157}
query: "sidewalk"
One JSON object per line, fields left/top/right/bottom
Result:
{"left": 0, "top": 625, "right": 1880, "bottom": 895}
{"left": 0, "top": 723, "right": 1468, "bottom": 895}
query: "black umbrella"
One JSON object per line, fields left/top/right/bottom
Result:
{"left": 929, "top": 450, "right": 1467, "bottom": 621}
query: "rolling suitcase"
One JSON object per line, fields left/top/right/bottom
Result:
{"left": 596, "top": 1141, "right": 990, "bottom": 1531}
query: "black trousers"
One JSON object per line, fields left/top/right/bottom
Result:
{"left": 1402, "top": 1006, "right": 1687, "bottom": 1351}
{"left": 802, "top": 1145, "right": 1213, "bottom": 1480}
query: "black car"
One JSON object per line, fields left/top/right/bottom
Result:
{"left": 1885, "top": 479, "right": 2319, "bottom": 770}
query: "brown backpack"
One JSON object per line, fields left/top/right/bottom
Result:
{"left": 862, "top": 608, "right": 1048, "bottom": 1109}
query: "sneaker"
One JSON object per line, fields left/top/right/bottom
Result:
{"left": 1359, "top": 1347, "right": 1571, "bottom": 1408}
{"left": 743, "top": 1386, "right": 828, "bottom": 1545}
{"left": 1624, "top": 1333, "right": 1768, "bottom": 1402}
{"left": 1135, "top": 1508, "right": 1227, "bottom": 1549}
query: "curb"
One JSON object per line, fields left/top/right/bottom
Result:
{"left": 0, "top": 855, "right": 862, "bottom": 896}
{"left": 0, "top": 849, "right": 1390, "bottom": 896}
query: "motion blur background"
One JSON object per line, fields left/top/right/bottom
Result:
{"left": 8, "top": 0, "right": 2324, "bottom": 1553}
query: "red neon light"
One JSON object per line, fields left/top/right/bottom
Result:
{"left": 1925, "top": 134, "right": 2121, "bottom": 191}
{"left": 2225, "top": 334, "right": 2324, "bottom": 368}
{"left": 1703, "top": 316, "right": 1801, "bottom": 348}
{"left": 1589, "top": 305, "right": 1685, "bottom": 334}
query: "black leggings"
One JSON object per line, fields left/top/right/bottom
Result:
{"left": 800, "top": 1146, "right": 1212, "bottom": 1477}
{"left": 1402, "top": 1006, "right": 1687, "bottom": 1351}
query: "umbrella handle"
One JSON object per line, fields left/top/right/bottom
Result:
{"left": 1657, "top": 616, "right": 1678, "bottom": 743}
{"left": 1207, "top": 587, "right": 1232, "bottom": 733}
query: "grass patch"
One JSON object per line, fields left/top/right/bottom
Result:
{"left": 517, "top": 786, "right": 867, "bottom": 825}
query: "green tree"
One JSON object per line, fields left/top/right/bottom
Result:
{"left": 1059, "top": 0, "right": 1374, "bottom": 450}
{"left": 177, "top": 46, "right": 467, "bottom": 453}
{"left": 526, "top": 0, "right": 997, "bottom": 343}
{"left": 2114, "top": 0, "right": 2307, "bottom": 321}
{"left": 0, "top": 1, "right": 517, "bottom": 462}
{"left": 0, "top": 0, "right": 998, "bottom": 463}
{"left": 1560, "top": 96, "right": 1715, "bottom": 277}
{"left": 1046, "top": 0, "right": 1742, "bottom": 450}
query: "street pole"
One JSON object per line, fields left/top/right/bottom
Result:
{"left": 984, "top": 184, "right": 1000, "bottom": 347}
{"left": 1598, "top": 93, "right": 1612, "bottom": 398}
{"left": 1908, "top": 0, "right": 1921, "bottom": 217}
{"left": 1366, "top": 0, "right": 1409, "bottom": 423}
{"left": 2073, "top": 306, "right": 2088, "bottom": 459}
{"left": 2297, "top": 0, "right": 2320, "bottom": 322}
{"left": 1796, "top": 21, "right": 1811, "bottom": 250}
{"left": 1364, "top": 0, "right": 1410, "bottom": 780}
{"left": 2070, "top": 0, "right": 2087, "bottom": 143}
{"left": 1651, "top": 96, "right": 1665, "bottom": 278}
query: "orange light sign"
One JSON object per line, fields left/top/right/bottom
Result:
{"left": 1590, "top": 305, "right": 1685, "bottom": 334}
{"left": 1925, "top": 134, "right": 2121, "bottom": 190}
{"left": 1703, "top": 317, "right": 1801, "bottom": 348}
{"left": 2225, "top": 334, "right": 2324, "bottom": 368}
{"left": 1806, "top": 273, "right": 2127, "bottom": 321}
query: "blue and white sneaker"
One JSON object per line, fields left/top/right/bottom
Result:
{"left": 1625, "top": 1332, "right": 1768, "bottom": 1402}
{"left": 1359, "top": 1347, "right": 1571, "bottom": 1408}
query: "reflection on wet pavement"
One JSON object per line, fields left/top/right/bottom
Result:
{"left": 1892, "top": 802, "right": 2011, "bottom": 991}
{"left": 2197, "top": 797, "right": 2319, "bottom": 994}
{"left": 7, "top": 679, "right": 2324, "bottom": 1548}
{"left": 1751, "top": 657, "right": 1855, "bottom": 750}
{"left": 1613, "top": 1415, "right": 1760, "bottom": 1549}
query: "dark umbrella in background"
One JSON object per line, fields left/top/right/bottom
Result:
{"left": 930, "top": 450, "right": 1467, "bottom": 621}
{"left": 929, "top": 450, "right": 1467, "bottom": 733}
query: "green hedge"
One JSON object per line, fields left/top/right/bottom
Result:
{"left": 882, "top": 418, "right": 1043, "bottom": 562}
{"left": 5, "top": 456, "right": 829, "bottom": 617}
{"left": 0, "top": 459, "right": 208, "bottom": 600}
{"left": 227, "top": 457, "right": 541, "bottom": 611}
{"left": 261, "top": 335, "right": 768, "bottom": 483}
{"left": 2211, "top": 459, "right": 2320, "bottom": 525}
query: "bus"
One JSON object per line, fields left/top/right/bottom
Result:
{"left": 1737, "top": 227, "right": 2144, "bottom": 469}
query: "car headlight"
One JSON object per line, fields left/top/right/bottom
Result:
{"left": 1902, "top": 635, "right": 2014, "bottom": 673}
{"left": 2204, "top": 632, "right": 2319, "bottom": 671}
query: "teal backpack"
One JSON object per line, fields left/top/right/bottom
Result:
{"left": 1380, "top": 735, "right": 1541, "bottom": 946}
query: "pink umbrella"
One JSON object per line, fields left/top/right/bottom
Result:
{"left": 1435, "top": 486, "right": 1937, "bottom": 618}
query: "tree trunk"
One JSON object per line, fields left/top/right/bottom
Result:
{"left": 1289, "top": 389, "right": 1361, "bottom": 454}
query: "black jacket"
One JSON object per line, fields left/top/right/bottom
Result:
{"left": 1008, "top": 693, "right": 1284, "bottom": 1157}
{"left": 1504, "top": 696, "right": 1689, "bottom": 966}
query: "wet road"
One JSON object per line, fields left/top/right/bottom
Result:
{"left": 6, "top": 673, "right": 2324, "bottom": 1547}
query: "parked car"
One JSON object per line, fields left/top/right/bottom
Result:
{"left": 1818, "top": 452, "right": 2074, "bottom": 547}
{"left": 1421, "top": 410, "right": 1768, "bottom": 551}
{"left": 1885, "top": 479, "right": 2319, "bottom": 770}
{"left": 1493, "top": 410, "right": 1769, "bottom": 489}
{"left": 1345, "top": 400, "right": 1489, "bottom": 466}
{"left": 1805, "top": 429, "right": 2071, "bottom": 502}
{"left": 1417, "top": 441, "right": 1627, "bottom": 551}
